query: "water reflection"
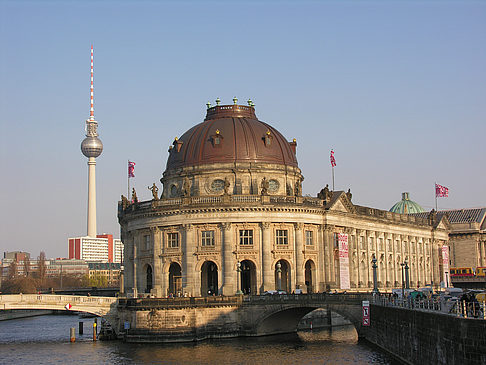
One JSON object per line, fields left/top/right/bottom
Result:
{"left": 0, "top": 315, "right": 394, "bottom": 364}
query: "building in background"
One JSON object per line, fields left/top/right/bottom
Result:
{"left": 68, "top": 234, "right": 124, "bottom": 263}
{"left": 88, "top": 262, "right": 122, "bottom": 287}
{"left": 0, "top": 253, "right": 88, "bottom": 282}
{"left": 413, "top": 208, "right": 486, "bottom": 269}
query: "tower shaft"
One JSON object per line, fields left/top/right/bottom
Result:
{"left": 87, "top": 157, "right": 97, "bottom": 237}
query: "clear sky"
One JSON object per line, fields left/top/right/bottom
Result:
{"left": 1, "top": 0, "right": 485, "bottom": 259}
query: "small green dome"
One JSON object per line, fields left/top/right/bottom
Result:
{"left": 389, "top": 192, "right": 425, "bottom": 214}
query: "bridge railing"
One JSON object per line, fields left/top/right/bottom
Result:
{"left": 118, "top": 295, "right": 243, "bottom": 309}
{"left": 373, "top": 295, "right": 486, "bottom": 320}
{"left": 243, "top": 292, "right": 373, "bottom": 305}
{"left": 0, "top": 294, "right": 116, "bottom": 307}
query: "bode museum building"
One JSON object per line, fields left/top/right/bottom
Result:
{"left": 118, "top": 100, "right": 450, "bottom": 298}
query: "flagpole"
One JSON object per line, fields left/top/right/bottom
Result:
{"left": 128, "top": 160, "right": 130, "bottom": 200}
{"left": 435, "top": 182, "right": 437, "bottom": 211}
{"left": 332, "top": 166, "right": 335, "bottom": 191}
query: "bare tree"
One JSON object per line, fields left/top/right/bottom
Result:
{"left": 8, "top": 261, "right": 17, "bottom": 279}
{"left": 37, "top": 251, "right": 46, "bottom": 284}
{"left": 23, "top": 256, "right": 31, "bottom": 277}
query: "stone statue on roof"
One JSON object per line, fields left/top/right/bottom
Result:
{"left": 148, "top": 183, "right": 159, "bottom": 200}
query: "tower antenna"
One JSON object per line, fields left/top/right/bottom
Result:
{"left": 90, "top": 45, "right": 94, "bottom": 121}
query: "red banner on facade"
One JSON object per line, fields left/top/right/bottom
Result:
{"left": 338, "top": 233, "right": 350, "bottom": 290}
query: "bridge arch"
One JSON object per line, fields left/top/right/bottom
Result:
{"left": 252, "top": 302, "right": 364, "bottom": 337}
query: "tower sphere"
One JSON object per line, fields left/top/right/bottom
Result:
{"left": 81, "top": 136, "right": 103, "bottom": 158}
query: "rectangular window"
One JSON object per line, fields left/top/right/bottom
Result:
{"left": 239, "top": 230, "right": 253, "bottom": 245}
{"left": 360, "top": 236, "right": 365, "bottom": 250}
{"left": 379, "top": 238, "right": 383, "bottom": 251}
{"left": 305, "top": 230, "right": 313, "bottom": 246}
{"left": 144, "top": 235, "right": 150, "bottom": 250}
{"left": 168, "top": 232, "right": 179, "bottom": 248}
{"left": 276, "top": 229, "right": 288, "bottom": 245}
{"left": 201, "top": 230, "right": 215, "bottom": 246}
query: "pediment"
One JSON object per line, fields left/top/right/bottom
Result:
{"left": 327, "top": 192, "right": 355, "bottom": 213}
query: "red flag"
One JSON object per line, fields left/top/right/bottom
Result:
{"left": 128, "top": 161, "right": 136, "bottom": 178}
{"left": 330, "top": 150, "right": 336, "bottom": 167}
{"left": 435, "top": 183, "right": 449, "bottom": 197}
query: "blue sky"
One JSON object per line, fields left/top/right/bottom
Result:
{"left": 1, "top": 0, "right": 485, "bottom": 259}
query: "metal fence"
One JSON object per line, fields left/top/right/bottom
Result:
{"left": 372, "top": 295, "right": 486, "bottom": 320}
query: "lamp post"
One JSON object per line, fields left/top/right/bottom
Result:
{"left": 400, "top": 262, "right": 405, "bottom": 298}
{"left": 276, "top": 261, "right": 282, "bottom": 291}
{"left": 404, "top": 261, "right": 410, "bottom": 289}
{"left": 371, "top": 254, "right": 379, "bottom": 294}
{"left": 444, "top": 271, "right": 449, "bottom": 288}
{"left": 236, "top": 261, "right": 243, "bottom": 295}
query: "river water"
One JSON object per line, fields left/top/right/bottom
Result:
{"left": 0, "top": 314, "right": 396, "bottom": 364}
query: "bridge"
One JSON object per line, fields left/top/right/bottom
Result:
{"left": 0, "top": 293, "right": 369, "bottom": 340}
{"left": 2, "top": 293, "right": 485, "bottom": 364}
{"left": 0, "top": 294, "right": 119, "bottom": 330}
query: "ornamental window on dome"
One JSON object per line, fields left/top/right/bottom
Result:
{"left": 210, "top": 130, "right": 223, "bottom": 148}
{"left": 263, "top": 130, "right": 273, "bottom": 147}
{"left": 268, "top": 179, "right": 279, "bottom": 193}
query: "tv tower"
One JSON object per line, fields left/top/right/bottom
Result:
{"left": 81, "top": 45, "right": 103, "bottom": 237}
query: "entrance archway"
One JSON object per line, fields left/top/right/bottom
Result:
{"left": 145, "top": 265, "right": 153, "bottom": 293}
{"left": 201, "top": 261, "right": 218, "bottom": 296}
{"left": 304, "top": 260, "right": 315, "bottom": 293}
{"left": 240, "top": 260, "right": 257, "bottom": 295}
{"left": 274, "top": 260, "right": 291, "bottom": 292}
{"left": 168, "top": 262, "right": 182, "bottom": 296}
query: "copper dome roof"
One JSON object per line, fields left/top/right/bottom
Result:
{"left": 166, "top": 104, "right": 298, "bottom": 170}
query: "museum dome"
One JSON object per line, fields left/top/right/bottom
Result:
{"left": 165, "top": 101, "right": 298, "bottom": 171}
{"left": 389, "top": 192, "right": 425, "bottom": 214}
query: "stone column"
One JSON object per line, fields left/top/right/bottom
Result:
{"left": 294, "top": 223, "right": 305, "bottom": 290}
{"left": 431, "top": 239, "right": 440, "bottom": 290}
{"left": 317, "top": 225, "right": 326, "bottom": 291}
{"left": 132, "top": 235, "right": 138, "bottom": 297}
{"left": 365, "top": 230, "right": 372, "bottom": 288}
{"left": 222, "top": 223, "right": 235, "bottom": 295}
{"left": 356, "top": 229, "right": 362, "bottom": 288}
{"left": 183, "top": 224, "right": 196, "bottom": 296}
{"left": 151, "top": 226, "right": 163, "bottom": 297}
{"left": 323, "top": 225, "right": 334, "bottom": 288}
{"left": 261, "top": 222, "right": 273, "bottom": 293}
{"left": 344, "top": 228, "right": 354, "bottom": 288}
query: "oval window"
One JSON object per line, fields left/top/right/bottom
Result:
{"left": 211, "top": 179, "right": 225, "bottom": 192}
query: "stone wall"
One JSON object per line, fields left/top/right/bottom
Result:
{"left": 365, "top": 305, "right": 486, "bottom": 365}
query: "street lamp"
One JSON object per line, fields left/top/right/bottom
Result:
{"left": 276, "top": 261, "right": 282, "bottom": 291}
{"left": 371, "top": 254, "right": 379, "bottom": 294}
{"left": 400, "top": 262, "right": 405, "bottom": 298}
{"left": 236, "top": 261, "right": 243, "bottom": 295}
{"left": 404, "top": 261, "right": 410, "bottom": 289}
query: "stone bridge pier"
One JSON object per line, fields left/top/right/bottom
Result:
{"left": 116, "top": 293, "right": 370, "bottom": 342}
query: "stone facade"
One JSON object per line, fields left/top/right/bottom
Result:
{"left": 413, "top": 208, "right": 486, "bottom": 270}
{"left": 118, "top": 103, "right": 450, "bottom": 298}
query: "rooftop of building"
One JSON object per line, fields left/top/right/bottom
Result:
{"left": 412, "top": 207, "right": 486, "bottom": 225}
{"left": 165, "top": 99, "right": 299, "bottom": 171}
